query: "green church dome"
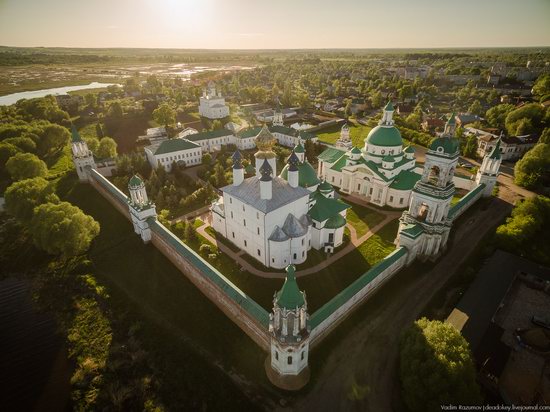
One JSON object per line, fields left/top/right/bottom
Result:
{"left": 429, "top": 137, "right": 460, "bottom": 155}
{"left": 365, "top": 125, "right": 403, "bottom": 147}
{"left": 324, "top": 213, "right": 346, "bottom": 229}
{"left": 318, "top": 180, "right": 333, "bottom": 193}
{"left": 280, "top": 161, "right": 320, "bottom": 188}
{"left": 350, "top": 146, "right": 362, "bottom": 155}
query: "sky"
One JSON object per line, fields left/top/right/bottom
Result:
{"left": 0, "top": 0, "right": 549, "bottom": 49}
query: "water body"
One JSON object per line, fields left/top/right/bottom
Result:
{"left": 0, "top": 82, "right": 118, "bottom": 106}
{"left": 0, "top": 278, "right": 72, "bottom": 411}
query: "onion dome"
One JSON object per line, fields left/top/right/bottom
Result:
{"left": 287, "top": 150, "right": 300, "bottom": 172}
{"left": 429, "top": 136, "right": 460, "bottom": 155}
{"left": 259, "top": 158, "right": 273, "bottom": 181}
{"left": 71, "top": 125, "right": 82, "bottom": 143}
{"left": 129, "top": 174, "right": 144, "bottom": 189}
{"left": 255, "top": 124, "right": 276, "bottom": 152}
{"left": 318, "top": 179, "right": 333, "bottom": 194}
{"left": 294, "top": 142, "right": 305, "bottom": 154}
{"left": 275, "top": 265, "right": 305, "bottom": 309}
{"left": 232, "top": 150, "right": 243, "bottom": 169}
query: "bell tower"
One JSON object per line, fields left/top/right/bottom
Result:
{"left": 128, "top": 174, "right": 157, "bottom": 243}
{"left": 272, "top": 100, "right": 284, "bottom": 127}
{"left": 396, "top": 114, "right": 459, "bottom": 260}
{"left": 266, "top": 264, "right": 310, "bottom": 390}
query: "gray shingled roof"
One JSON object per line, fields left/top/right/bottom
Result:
{"left": 222, "top": 176, "right": 310, "bottom": 213}
{"left": 269, "top": 226, "right": 289, "bottom": 242}
{"left": 282, "top": 214, "right": 308, "bottom": 238}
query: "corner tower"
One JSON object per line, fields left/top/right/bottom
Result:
{"left": 475, "top": 138, "right": 502, "bottom": 197}
{"left": 70, "top": 125, "right": 96, "bottom": 182}
{"left": 266, "top": 264, "right": 310, "bottom": 390}
{"left": 128, "top": 174, "right": 157, "bottom": 243}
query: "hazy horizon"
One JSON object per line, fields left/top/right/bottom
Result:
{"left": 1, "top": 0, "right": 549, "bottom": 49}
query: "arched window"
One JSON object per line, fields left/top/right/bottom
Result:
{"left": 418, "top": 203, "right": 429, "bottom": 221}
{"left": 428, "top": 166, "right": 440, "bottom": 184}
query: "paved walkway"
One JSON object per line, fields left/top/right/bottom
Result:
{"left": 196, "top": 199, "right": 399, "bottom": 279}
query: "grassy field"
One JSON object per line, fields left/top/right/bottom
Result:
{"left": 317, "top": 121, "right": 372, "bottom": 147}
{"left": 346, "top": 203, "right": 386, "bottom": 237}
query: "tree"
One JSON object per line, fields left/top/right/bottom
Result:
{"left": 84, "top": 93, "right": 96, "bottom": 108}
{"left": 514, "top": 143, "right": 550, "bottom": 188}
{"left": 4, "top": 136, "right": 37, "bottom": 153}
{"left": 184, "top": 220, "right": 197, "bottom": 244}
{"left": 505, "top": 103, "right": 544, "bottom": 136}
{"left": 202, "top": 153, "right": 212, "bottom": 165}
{"left": 461, "top": 135, "right": 478, "bottom": 158}
{"left": 211, "top": 120, "right": 223, "bottom": 130}
{"left": 152, "top": 103, "right": 176, "bottom": 127}
{"left": 107, "top": 101, "right": 123, "bottom": 118}
{"left": 485, "top": 104, "right": 515, "bottom": 129}
{"left": 6, "top": 152, "right": 48, "bottom": 181}
{"left": 96, "top": 137, "right": 117, "bottom": 159}
{"left": 468, "top": 100, "right": 483, "bottom": 116}
{"left": 84, "top": 136, "right": 100, "bottom": 153}
{"left": 4, "top": 177, "right": 55, "bottom": 223}
{"left": 38, "top": 123, "right": 70, "bottom": 155}
{"left": 532, "top": 74, "right": 550, "bottom": 100}
{"left": 540, "top": 128, "right": 550, "bottom": 144}
{"left": 30, "top": 201, "right": 100, "bottom": 257}
{"left": 0, "top": 143, "right": 21, "bottom": 168}
{"left": 400, "top": 318, "right": 481, "bottom": 412}
{"left": 95, "top": 123, "right": 104, "bottom": 139}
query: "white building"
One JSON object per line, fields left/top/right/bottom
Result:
{"left": 317, "top": 102, "right": 421, "bottom": 209}
{"left": 198, "top": 81, "right": 230, "bottom": 119}
{"left": 144, "top": 138, "right": 202, "bottom": 171}
{"left": 335, "top": 122, "right": 353, "bottom": 150}
{"left": 211, "top": 128, "right": 349, "bottom": 269}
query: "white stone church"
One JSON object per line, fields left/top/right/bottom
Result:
{"left": 211, "top": 126, "right": 349, "bottom": 269}
{"left": 198, "top": 81, "right": 230, "bottom": 119}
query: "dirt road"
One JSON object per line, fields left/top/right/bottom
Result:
{"left": 291, "top": 196, "right": 513, "bottom": 412}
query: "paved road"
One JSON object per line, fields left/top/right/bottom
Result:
{"left": 291, "top": 196, "right": 513, "bottom": 412}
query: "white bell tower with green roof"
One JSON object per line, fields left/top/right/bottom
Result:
{"left": 128, "top": 174, "right": 157, "bottom": 243}
{"left": 266, "top": 264, "right": 310, "bottom": 390}
{"left": 70, "top": 125, "right": 96, "bottom": 182}
{"left": 475, "top": 138, "right": 502, "bottom": 197}
{"left": 272, "top": 100, "right": 284, "bottom": 127}
{"left": 396, "top": 114, "right": 460, "bottom": 260}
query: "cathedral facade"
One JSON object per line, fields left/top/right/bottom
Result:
{"left": 198, "top": 81, "right": 230, "bottom": 119}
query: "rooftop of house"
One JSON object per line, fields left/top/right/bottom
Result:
{"left": 147, "top": 138, "right": 200, "bottom": 155}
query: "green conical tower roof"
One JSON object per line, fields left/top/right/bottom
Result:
{"left": 129, "top": 174, "right": 143, "bottom": 188}
{"left": 489, "top": 138, "right": 502, "bottom": 160}
{"left": 294, "top": 142, "right": 305, "bottom": 154}
{"left": 384, "top": 101, "right": 394, "bottom": 112}
{"left": 276, "top": 265, "right": 305, "bottom": 309}
{"left": 71, "top": 125, "right": 82, "bottom": 143}
{"left": 447, "top": 112, "right": 456, "bottom": 125}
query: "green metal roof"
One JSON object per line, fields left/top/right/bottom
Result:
{"left": 308, "top": 190, "right": 350, "bottom": 222}
{"left": 310, "top": 246, "right": 407, "bottom": 329}
{"left": 429, "top": 136, "right": 460, "bottom": 155}
{"left": 447, "top": 113, "right": 456, "bottom": 125}
{"left": 279, "top": 161, "right": 321, "bottom": 188}
{"left": 489, "top": 138, "right": 502, "bottom": 160}
{"left": 186, "top": 129, "right": 233, "bottom": 142}
{"left": 294, "top": 142, "right": 305, "bottom": 153}
{"left": 400, "top": 223, "right": 424, "bottom": 239}
{"left": 276, "top": 265, "right": 305, "bottom": 309}
{"left": 384, "top": 101, "right": 395, "bottom": 112}
{"left": 318, "top": 147, "right": 346, "bottom": 163}
{"left": 365, "top": 125, "right": 403, "bottom": 147}
{"left": 149, "top": 219, "right": 270, "bottom": 326}
{"left": 129, "top": 174, "right": 143, "bottom": 187}
{"left": 318, "top": 180, "right": 333, "bottom": 192}
{"left": 71, "top": 125, "right": 82, "bottom": 143}
{"left": 389, "top": 170, "right": 422, "bottom": 191}
{"left": 329, "top": 155, "right": 349, "bottom": 172}
{"left": 404, "top": 145, "right": 415, "bottom": 153}
{"left": 350, "top": 147, "right": 362, "bottom": 154}
{"left": 382, "top": 155, "right": 395, "bottom": 162}
{"left": 153, "top": 138, "right": 200, "bottom": 155}
{"left": 236, "top": 126, "right": 262, "bottom": 139}
{"left": 324, "top": 213, "right": 346, "bottom": 229}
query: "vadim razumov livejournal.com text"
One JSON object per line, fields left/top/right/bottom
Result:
{"left": 441, "top": 405, "right": 550, "bottom": 411}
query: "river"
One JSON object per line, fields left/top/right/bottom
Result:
{"left": 0, "top": 278, "right": 72, "bottom": 411}
{"left": 0, "top": 82, "right": 118, "bottom": 106}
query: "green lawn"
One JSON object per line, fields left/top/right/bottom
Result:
{"left": 346, "top": 203, "right": 386, "bottom": 237}
{"left": 356, "top": 219, "right": 399, "bottom": 266}
{"left": 317, "top": 121, "right": 372, "bottom": 147}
